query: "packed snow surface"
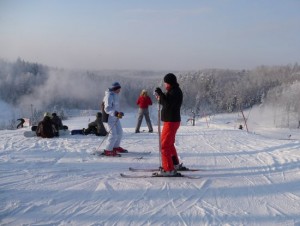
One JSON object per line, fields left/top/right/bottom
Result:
{"left": 1, "top": 111, "right": 300, "bottom": 225}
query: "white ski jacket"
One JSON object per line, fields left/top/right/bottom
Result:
{"left": 103, "top": 89, "right": 120, "bottom": 117}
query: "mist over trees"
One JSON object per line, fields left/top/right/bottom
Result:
{"left": 0, "top": 58, "right": 300, "bottom": 128}
{"left": 179, "top": 65, "right": 300, "bottom": 114}
{"left": 263, "top": 81, "right": 300, "bottom": 127}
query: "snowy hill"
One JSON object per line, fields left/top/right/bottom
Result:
{"left": 1, "top": 111, "right": 300, "bottom": 225}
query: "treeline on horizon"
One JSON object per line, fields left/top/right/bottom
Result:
{"left": 1, "top": 58, "right": 300, "bottom": 121}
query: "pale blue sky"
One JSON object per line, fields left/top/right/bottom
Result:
{"left": 1, "top": 0, "right": 299, "bottom": 71}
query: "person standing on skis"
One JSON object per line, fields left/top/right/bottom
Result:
{"left": 154, "top": 73, "right": 187, "bottom": 176}
{"left": 135, "top": 89, "right": 153, "bottom": 133}
{"left": 101, "top": 82, "right": 127, "bottom": 157}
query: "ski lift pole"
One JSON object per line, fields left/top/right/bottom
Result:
{"left": 191, "top": 111, "right": 195, "bottom": 126}
{"left": 205, "top": 115, "right": 209, "bottom": 128}
{"left": 240, "top": 107, "right": 249, "bottom": 132}
{"left": 202, "top": 111, "right": 209, "bottom": 128}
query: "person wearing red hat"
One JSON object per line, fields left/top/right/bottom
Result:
{"left": 154, "top": 73, "right": 187, "bottom": 176}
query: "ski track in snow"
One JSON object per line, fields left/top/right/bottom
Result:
{"left": 1, "top": 113, "right": 300, "bottom": 225}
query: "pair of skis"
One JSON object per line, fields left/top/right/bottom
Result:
{"left": 120, "top": 167, "right": 203, "bottom": 179}
{"left": 92, "top": 151, "right": 151, "bottom": 158}
{"left": 119, "top": 98, "right": 202, "bottom": 179}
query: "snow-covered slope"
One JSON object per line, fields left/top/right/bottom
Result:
{"left": 1, "top": 112, "right": 300, "bottom": 225}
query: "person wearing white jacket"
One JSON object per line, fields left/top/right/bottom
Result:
{"left": 101, "top": 82, "right": 127, "bottom": 157}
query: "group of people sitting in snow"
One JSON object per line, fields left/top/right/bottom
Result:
{"left": 31, "top": 111, "right": 107, "bottom": 138}
{"left": 32, "top": 112, "right": 68, "bottom": 138}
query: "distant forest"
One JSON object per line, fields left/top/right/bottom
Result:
{"left": 1, "top": 58, "right": 300, "bottom": 125}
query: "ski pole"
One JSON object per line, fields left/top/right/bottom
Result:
{"left": 157, "top": 97, "right": 162, "bottom": 169}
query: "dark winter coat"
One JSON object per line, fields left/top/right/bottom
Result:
{"left": 17, "top": 118, "right": 25, "bottom": 123}
{"left": 51, "top": 115, "right": 64, "bottom": 130}
{"left": 36, "top": 116, "right": 57, "bottom": 138}
{"left": 85, "top": 112, "right": 107, "bottom": 136}
{"left": 159, "top": 83, "right": 183, "bottom": 122}
{"left": 17, "top": 118, "right": 25, "bottom": 128}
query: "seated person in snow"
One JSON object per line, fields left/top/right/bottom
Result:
{"left": 51, "top": 113, "right": 68, "bottom": 131}
{"left": 83, "top": 112, "right": 107, "bottom": 136}
{"left": 36, "top": 112, "right": 58, "bottom": 138}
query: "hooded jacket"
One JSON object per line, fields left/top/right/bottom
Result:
{"left": 102, "top": 89, "right": 120, "bottom": 120}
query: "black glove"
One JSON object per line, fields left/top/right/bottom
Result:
{"left": 114, "top": 111, "right": 124, "bottom": 119}
{"left": 155, "top": 87, "right": 163, "bottom": 96}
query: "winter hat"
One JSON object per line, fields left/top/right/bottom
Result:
{"left": 44, "top": 112, "right": 51, "bottom": 118}
{"left": 110, "top": 82, "right": 121, "bottom": 91}
{"left": 164, "top": 73, "right": 177, "bottom": 85}
{"left": 52, "top": 113, "right": 57, "bottom": 117}
{"left": 96, "top": 112, "right": 102, "bottom": 118}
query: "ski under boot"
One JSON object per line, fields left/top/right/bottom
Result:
{"left": 152, "top": 169, "right": 182, "bottom": 177}
{"left": 103, "top": 150, "right": 121, "bottom": 157}
{"left": 113, "top": 147, "right": 128, "bottom": 153}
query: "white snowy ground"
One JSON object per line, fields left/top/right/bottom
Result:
{"left": 1, "top": 111, "right": 300, "bottom": 226}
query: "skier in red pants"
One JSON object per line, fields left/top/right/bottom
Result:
{"left": 155, "top": 73, "right": 187, "bottom": 176}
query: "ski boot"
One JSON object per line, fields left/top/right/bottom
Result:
{"left": 113, "top": 147, "right": 128, "bottom": 153}
{"left": 102, "top": 150, "right": 121, "bottom": 157}
{"left": 175, "top": 163, "right": 189, "bottom": 171}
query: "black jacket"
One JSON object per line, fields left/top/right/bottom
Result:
{"left": 159, "top": 83, "right": 183, "bottom": 122}
{"left": 51, "top": 115, "right": 63, "bottom": 130}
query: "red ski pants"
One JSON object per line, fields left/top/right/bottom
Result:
{"left": 161, "top": 122, "right": 180, "bottom": 171}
